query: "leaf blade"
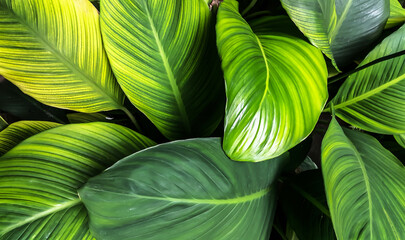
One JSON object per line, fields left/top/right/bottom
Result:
{"left": 0, "top": 0, "right": 123, "bottom": 112}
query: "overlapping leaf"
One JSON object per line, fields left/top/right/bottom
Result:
{"left": 280, "top": 0, "right": 389, "bottom": 69}
{"left": 0, "top": 0, "right": 123, "bottom": 112}
{"left": 0, "top": 122, "right": 155, "bottom": 239}
{"left": 101, "top": 0, "right": 224, "bottom": 140}
{"left": 79, "top": 138, "right": 285, "bottom": 240}
{"left": 394, "top": 134, "right": 405, "bottom": 148}
{"left": 386, "top": 0, "right": 405, "bottom": 29}
{"left": 0, "top": 121, "right": 60, "bottom": 156}
{"left": 321, "top": 116, "right": 405, "bottom": 239}
{"left": 217, "top": 0, "right": 327, "bottom": 161}
{"left": 281, "top": 170, "right": 336, "bottom": 240}
{"left": 328, "top": 24, "right": 405, "bottom": 134}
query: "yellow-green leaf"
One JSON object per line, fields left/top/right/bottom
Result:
{"left": 327, "top": 24, "right": 405, "bottom": 134}
{"left": 0, "top": 0, "right": 124, "bottom": 112}
{"left": 217, "top": 0, "right": 328, "bottom": 161}
{"left": 0, "top": 122, "right": 155, "bottom": 239}
{"left": 101, "top": 0, "right": 224, "bottom": 140}
{"left": 385, "top": 0, "right": 405, "bottom": 29}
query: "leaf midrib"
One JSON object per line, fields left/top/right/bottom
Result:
{"left": 0, "top": 198, "right": 81, "bottom": 235}
{"left": 2, "top": 6, "right": 121, "bottom": 109}
{"left": 143, "top": 4, "right": 191, "bottom": 134}
{"left": 86, "top": 187, "right": 271, "bottom": 205}
{"left": 255, "top": 35, "right": 270, "bottom": 109}
{"left": 327, "top": 73, "right": 405, "bottom": 111}
{"left": 329, "top": 0, "right": 354, "bottom": 43}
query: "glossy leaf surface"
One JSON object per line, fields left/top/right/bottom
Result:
{"left": 0, "top": 121, "right": 60, "bottom": 156}
{"left": 0, "top": 122, "right": 155, "bottom": 239}
{"left": 328, "top": 24, "right": 405, "bottom": 134}
{"left": 321, "top": 116, "right": 405, "bottom": 239}
{"left": 217, "top": 0, "right": 327, "bottom": 161}
{"left": 0, "top": 0, "right": 123, "bottom": 112}
{"left": 101, "top": 0, "right": 224, "bottom": 140}
{"left": 80, "top": 138, "right": 286, "bottom": 240}
{"left": 280, "top": 0, "right": 389, "bottom": 69}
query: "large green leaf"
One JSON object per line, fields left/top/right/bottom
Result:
{"left": 217, "top": 0, "right": 327, "bottom": 162}
{"left": 0, "top": 0, "right": 124, "bottom": 112}
{"left": 0, "top": 122, "right": 155, "bottom": 239}
{"left": 327, "top": 24, "right": 405, "bottom": 134}
{"left": 101, "top": 0, "right": 224, "bottom": 140}
{"left": 281, "top": 170, "right": 336, "bottom": 240}
{"left": 79, "top": 138, "right": 287, "bottom": 240}
{"left": 0, "top": 121, "right": 60, "bottom": 156}
{"left": 321, "top": 116, "right": 405, "bottom": 239}
{"left": 386, "top": 0, "right": 405, "bottom": 29}
{"left": 280, "top": 0, "right": 389, "bottom": 69}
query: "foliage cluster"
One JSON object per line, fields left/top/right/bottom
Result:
{"left": 0, "top": 0, "right": 404, "bottom": 239}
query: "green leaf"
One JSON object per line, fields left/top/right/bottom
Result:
{"left": 280, "top": 0, "right": 390, "bottom": 69}
{"left": 0, "top": 121, "right": 60, "bottom": 157}
{"left": 217, "top": 0, "right": 328, "bottom": 161}
{"left": 0, "top": 122, "right": 155, "bottom": 239}
{"left": 281, "top": 170, "right": 336, "bottom": 240}
{"left": 394, "top": 134, "right": 405, "bottom": 148}
{"left": 0, "top": 0, "right": 124, "bottom": 113}
{"left": 67, "top": 112, "right": 110, "bottom": 123}
{"left": 386, "top": 0, "right": 405, "bottom": 29}
{"left": 79, "top": 138, "right": 286, "bottom": 240}
{"left": 0, "top": 116, "right": 7, "bottom": 131}
{"left": 101, "top": 0, "right": 224, "bottom": 140}
{"left": 321, "top": 116, "right": 405, "bottom": 239}
{"left": 327, "top": 24, "right": 405, "bottom": 134}
{"left": 0, "top": 77, "right": 68, "bottom": 123}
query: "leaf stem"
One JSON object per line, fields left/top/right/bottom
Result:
{"left": 121, "top": 107, "right": 142, "bottom": 133}
{"left": 289, "top": 182, "right": 331, "bottom": 218}
{"left": 273, "top": 224, "right": 288, "bottom": 240}
{"left": 328, "top": 49, "right": 405, "bottom": 85}
{"left": 241, "top": 0, "right": 258, "bottom": 16}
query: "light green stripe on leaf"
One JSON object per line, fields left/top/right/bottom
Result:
{"left": 0, "top": 0, "right": 124, "bottom": 112}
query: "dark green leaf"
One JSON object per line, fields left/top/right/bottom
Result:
{"left": 79, "top": 138, "right": 286, "bottom": 240}
{"left": 281, "top": 0, "right": 390, "bottom": 69}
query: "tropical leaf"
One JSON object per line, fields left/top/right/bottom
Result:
{"left": 0, "top": 121, "right": 60, "bottom": 156}
{"left": 0, "top": 116, "right": 6, "bottom": 131}
{"left": 0, "top": 77, "right": 68, "bottom": 123}
{"left": 101, "top": 0, "right": 224, "bottom": 140}
{"left": 217, "top": 0, "right": 327, "bottom": 161}
{"left": 327, "top": 24, "right": 405, "bottom": 134}
{"left": 280, "top": 0, "right": 390, "bottom": 69}
{"left": 0, "top": 0, "right": 124, "bottom": 113}
{"left": 386, "top": 0, "right": 405, "bottom": 29}
{"left": 321, "top": 116, "right": 405, "bottom": 239}
{"left": 280, "top": 170, "right": 336, "bottom": 240}
{"left": 0, "top": 122, "right": 155, "bottom": 239}
{"left": 79, "top": 138, "right": 287, "bottom": 240}
{"left": 394, "top": 134, "right": 405, "bottom": 148}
